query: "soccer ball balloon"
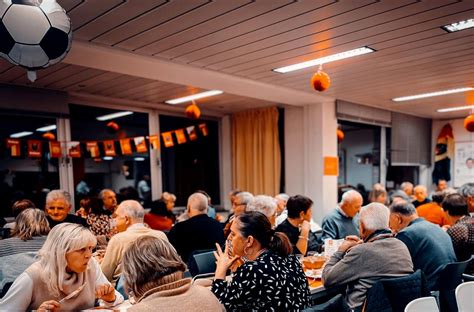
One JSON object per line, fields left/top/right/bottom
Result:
{"left": 0, "top": 0, "right": 72, "bottom": 81}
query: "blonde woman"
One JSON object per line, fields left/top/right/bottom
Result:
{"left": 0, "top": 223, "right": 123, "bottom": 311}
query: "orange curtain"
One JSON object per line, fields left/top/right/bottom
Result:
{"left": 231, "top": 106, "right": 281, "bottom": 195}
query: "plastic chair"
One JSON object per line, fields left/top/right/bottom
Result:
{"left": 187, "top": 249, "right": 216, "bottom": 277}
{"left": 404, "top": 297, "right": 439, "bottom": 312}
{"left": 455, "top": 281, "right": 474, "bottom": 312}
{"left": 436, "top": 259, "right": 471, "bottom": 312}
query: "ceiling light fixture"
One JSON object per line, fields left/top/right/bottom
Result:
{"left": 437, "top": 105, "right": 474, "bottom": 113}
{"left": 96, "top": 111, "right": 133, "bottom": 121}
{"left": 442, "top": 18, "right": 474, "bottom": 32}
{"left": 10, "top": 131, "right": 33, "bottom": 138}
{"left": 392, "top": 87, "right": 474, "bottom": 102}
{"left": 272, "top": 47, "right": 375, "bottom": 74}
{"left": 36, "top": 125, "right": 57, "bottom": 132}
{"left": 165, "top": 90, "right": 223, "bottom": 105}
{"left": 134, "top": 157, "right": 146, "bottom": 161}
{"left": 103, "top": 156, "right": 114, "bottom": 161}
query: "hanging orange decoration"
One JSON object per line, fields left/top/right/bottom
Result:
{"left": 464, "top": 114, "right": 474, "bottom": 132}
{"left": 310, "top": 65, "right": 331, "bottom": 92}
{"left": 107, "top": 121, "right": 120, "bottom": 132}
{"left": 185, "top": 100, "right": 201, "bottom": 119}
{"left": 337, "top": 129, "right": 345, "bottom": 142}
{"left": 42, "top": 132, "right": 56, "bottom": 141}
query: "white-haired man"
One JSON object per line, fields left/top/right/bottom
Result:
{"left": 274, "top": 193, "right": 289, "bottom": 226}
{"left": 168, "top": 193, "right": 225, "bottom": 263}
{"left": 45, "top": 189, "right": 88, "bottom": 228}
{"left": 101, "top": 200, "right": 168, "bottom": 283}
{"left": 246, "top": 195, "right": 278, "bottom": 227}
{"left": 322, "top": 203, "right": 413, "bottom": 310}
{"left": 322, "top": 190, "right": 362, "bottom": 240}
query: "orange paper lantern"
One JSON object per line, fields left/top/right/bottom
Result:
{"left": 185, "top": 101, "right": 201, "bottom": 119}
{"left": 311, "top": 70, "right": 331, "bottom": 92}
{"left": 337, "top": 129, "right": 345, "bottom": 142}
{"left": 42, "top": 132, "right": 56, "bottom": 141}
{"left": 464, "top": 114, "right": 474, "bottom": 132}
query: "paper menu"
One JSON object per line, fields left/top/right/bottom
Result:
{"left": 324, "top": 238, "right": 344, "bottom": 258}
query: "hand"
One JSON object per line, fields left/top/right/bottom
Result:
{"left": 442, "top": 224, "right": 451, "bottom": 231}
{"left": 213, "top": 243, "right": 239, "bottom": 280}
{"left": 95, "top": 283, "right": 115, "bottom": 303}
{"left": 300, "top": 220, "right": 311, "bottom": 234}
{"left": 37, "top": 300, "right": 60, "bottom": 312}
{"left": 338, "top": 236, "right": 362, "bottom": 253}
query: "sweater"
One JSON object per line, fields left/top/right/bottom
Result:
{"left": 321, "top": 207, "right": 359, "bottom": 240}
{"left": 322, "top": 232, "right": 414, "bottom": 309}
{"left": 416, "top": 202, "right": 449, "bottom": 226}
{"left": 0, "top": 236, "right": 47, "bottom": 258}
{"left": 0, "top": 258, "right": 123, "bottom": 311}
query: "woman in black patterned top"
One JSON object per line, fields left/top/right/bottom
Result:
{"left": 212, "top": 211, "right": 309, "bottom": 311}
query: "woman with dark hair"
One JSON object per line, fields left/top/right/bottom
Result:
{"left": 212, "top": 211, "right": 309, "bottom": 311}
{"left": 86, "top": 197, "right": 115, "bottom": 239}
{"left": 144, "top": 199, "right": 174, "bottom": 231}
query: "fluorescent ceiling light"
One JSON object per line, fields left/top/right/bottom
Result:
{"left": 96, "top": 111, "right": 133, "bottom": 121}
{"left": 10, "top": 131, "right": 33, "bottom": 138}
{"left": 392, "top": 87, "right": 474, "bottom": 102}
{"left": 442, "top": 18, "right": 474, "bottom": 32}
{"left": 437, "top": 105, "right": 474, "bottom": 113}
{"left": 103, "top": 156, "right": 114, "bottom": 161}
{"left": 272, "top": 47, "right": 375, "bottom": 74}
{"left": 134, "top": 157, "right": 145, "bottom": 161}
{"left": 36, "top": 125, "right": 56, "bottom": 132}
{"left": 165, "top": 90, "right": 223, "bottom": 104}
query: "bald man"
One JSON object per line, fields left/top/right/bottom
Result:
{"left": 168, "top": 193, "right": 225, "bottom": 263}
{"left": 322, "top": 190, "right": 362, "bottom": 240}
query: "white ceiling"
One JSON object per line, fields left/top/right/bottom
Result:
{"left": 0, "top": 0, "right": 473, "bottom": 119}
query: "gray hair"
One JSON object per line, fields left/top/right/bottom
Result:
{"left": 459, "top": 183, "right": 474, "bottom": 198}
{"left": 122, "top": 236, "right": 186, "bottom": 299}
{"left": 400, "top": 182, "right": 413, "bottom": 190}
{"left": 99, "top": 188, "right": 115, "bottom": 200}
{"left": 117, "top": 200, "right": 145, "bottom": 221}
{"left": 246, "top": 195, "right": 277, "bottom": 220}
{"left": 38, "top": 223, "right": 96, "bottom": 297}
{"left": 275, "top": 193, "right": 289, "bottom": 201}
{"left": 414, "top": 185, "right": 427, "bottom": 194}
{"left": 360, "top": 203, "right": 389, "bottom": 231}
{"left": 46, "top": 189, "right": 71, "bottom": 206}
{"left": 188, "top": 193, "right": 208, "bottom": 213}
{"left": 12, "top": 208, "right": 50, "bottom": 241}
{"left": 235, "top": 191, "right": 254, "bottom": 206}
{"left": 389, "top": 200, "right": 417, "bottom": 216}
{"left": 341, "top": 190, "right": 362, "bottom": 204}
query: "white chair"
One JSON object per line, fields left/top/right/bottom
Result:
{"left": 456, "top": 281, "right": 474, "bottom": 312}
{"left": 404, "top": 296, "right": 439, "bottom": 312}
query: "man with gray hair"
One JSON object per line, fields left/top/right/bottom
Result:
{"left": 101, "top": 200, "right": 168, "bottom": 283}
{"left": 389, "top": 200, "right": 456, "bottom": 290}
{"left": 322, "top": 190, "right": 362, "bottom": 240}
{"left": 246, "top": 195, "right": 278, "bottom": 227}
{"left": 45, "top": 189, "right": 87, "bottom": 228}
{"left": 322, "top": 203, "right": 413, "bottom": 310}
{"left": 275, "top": 193, "right": 289, "bottom": 226}
{"left": 168, "top": 193, "right": 225, "bottom": 263}
{"left": 459, "top": 182, "right": 474, "bottom": 215}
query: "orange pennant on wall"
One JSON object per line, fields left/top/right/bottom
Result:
{"left": 149, "top": 135, "right": 160, "bottom": 150}
{"left": 86, "top": 142, "right": 100, "bottom": 158}
{"left": 175, "top": 129, "right": 187, "bottom": 144}
{"left": 186, "top": 126, "right": 198, "bottom": 141}
{"left": 161, "top": 132, "right": 174, "bottom": 148}
{"left": 68, "top": 142, "right": 82, "bottom": 158}
{"left": 134, "top": 136, "right": 148, "bottom": 153}
{"left": 27, "top": 140, "right": 42, "bottom": 158}
{"left": 199, "top": 123, "right": 208, "bottom": 137}
{"left": 49, "top": 141, "right": 62, "bottom": 158}
{"left": 6, "top": 139, "right": 21, "bottom": 157}
{"left": 103, "top": 140, "right": 116, "bottom": 156}
{"left": 120, "top": 138, "right": 133, "bottom": 155}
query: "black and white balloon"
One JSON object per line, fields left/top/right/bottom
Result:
{"left": 0, "top": 0, "right": 72, "bottom": 81}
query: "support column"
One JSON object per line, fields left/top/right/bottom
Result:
{"left": 57, "top": 117, "right": 75, "bottom": 210}
{"left": 220, "top": 115, "right": 232, "bottom": 209}
{"left": 149, "top": 111, "right": 162, "bottom": 200}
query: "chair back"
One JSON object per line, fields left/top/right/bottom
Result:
{"left": 404, "top": 297, "right": 439, "bottom": 312}
{"left": 455, "top": 281, "right": 474, "bottom": 312}
{"left": 437, "top": 259, "right": 471, "bottom": 312}
{"left": 187, "top": 249, "right": 216, "bottom": 277}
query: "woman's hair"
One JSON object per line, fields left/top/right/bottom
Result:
{"left": 38, "top": 223, "right": 96, "bottom": 297}
{"left": 79, "top": 197, "right": 92, "bottom": 213}
{"left": 149, "top": 199, "right": 168, "bottom": 216}
{"left": 286, "top": 195, "right": 313, "bottom": 219}
{"left": 236, "top": 211, "right": 292, "bottom": 257}
{"left": 442, "top": 193, "right": 468, "bottom": 217}
{"left": 122, "top": 235, "right": 186, "bottom": 298}
{"left": 11, "top": 199, "right": 36, "bottom": 218}
{"left": 12, "top": 208, "right": 50, "bottom": 241}
{"left": 88, "top": 196, "right": 107, "bottom": 215}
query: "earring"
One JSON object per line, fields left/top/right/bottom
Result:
{"left": 242, "top": 246, "right": 250, "bottom": 262}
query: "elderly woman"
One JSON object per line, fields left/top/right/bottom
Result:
{"left": 122, "top": 235, "right": 222, "bottom": 311}
{"left": 0, "top": 223, "right": 123, "bottom": 311}
{"left": 213, "top": 211, "right": 310, "bottom": 311}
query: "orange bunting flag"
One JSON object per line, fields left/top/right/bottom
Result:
{"left": 103, "top": 140, "right": 116, "bottom": 156}
{"left": 175, "top": 129, "right": 187, "bottom": 144}
{"left": 120, "top": 138, "right": 133, "bottom": 155}
{"left": 199, "top": 123, "right": 209, "bottom": 137}
{"left": 6, "top": 139, "right": 21, "bottom": 157}
{"left": 134, "top": 136, "right": 148, "bottom": 153}
{"left": 161, "top": 132, "right": 174, "bottom": 148}
{"left": 186, "top": 126, "right": 198, "bottom": 141}
{"left": 49, "top": 141, "right": 62, "bottom": 158}
{"left": 149, "top": 135, "right": 160, "bottom": 150}
{"left": 27, "top": 140, "right": 42, "bottom": 158}
{"left": 68, "top": 141, "right": 82, "bottom": 158}
{"left": 86, "top": 142, "right": 100, "bottom": 158}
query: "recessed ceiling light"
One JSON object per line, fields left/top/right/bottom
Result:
{"left": 36, "top": 125, "right": 56, "bottom": 132}
{"left": 103, "top": 156, "right": 114, "bottom": 160}
{"left": 442, "top": 18, "right": 474, "bottom": 32}
{"left": 392, "top": 87, "right": 474, "bottom": 102}
{"left": 165, "top": 90, "right": 223, "bottom": 105}
{"left": 134, "top": 157, "right": 146, "bottom": 161}
{"left": 272, "top": 47, "right": 375, "bottom": 74}
{"left": 437, "top": 105, "right": 474, "bottom": 113}
{"left": 96, "top": 111, "right": 133, "bottom": 121}
{"left": 10, "top": 131, "right": 33, "bottom": 138}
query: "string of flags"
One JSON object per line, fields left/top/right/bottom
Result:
{"left": 4, "top": 123, "right": 209, "bottom": 159}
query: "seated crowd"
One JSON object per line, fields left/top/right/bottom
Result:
{"left": 0, "top": 179, "right": 472, "bottom": 311}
